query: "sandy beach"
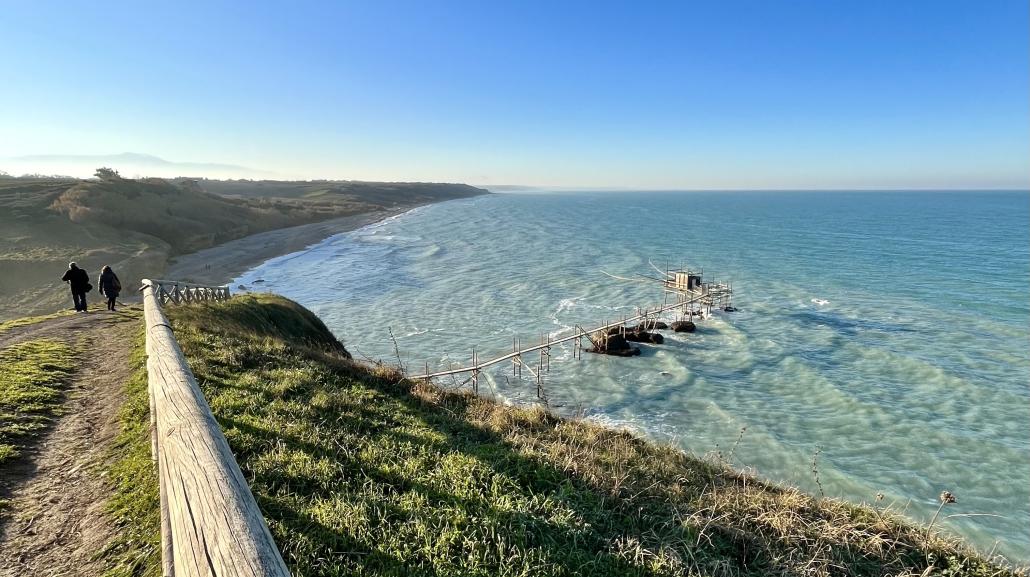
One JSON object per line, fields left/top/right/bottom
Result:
{"left": 165, "top": 206, "right": 417, "bottom": 286}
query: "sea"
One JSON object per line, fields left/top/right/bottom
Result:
{"left": 234, "top": 190, "right": 1030, "bottom": 561}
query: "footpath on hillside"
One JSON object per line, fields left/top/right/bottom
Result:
{"left": 0, "top": 307, "right": 140, "bottom": 576}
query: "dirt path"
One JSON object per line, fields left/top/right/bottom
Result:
{"left": 0, "top": 306, "right": 140, "bottom": 350}
{"left": 0, "top": 307, "right": 141, "bottom": 576}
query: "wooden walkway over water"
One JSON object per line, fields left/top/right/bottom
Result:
{"left": 410, "top": 272, "right": 734, "bottom": 391}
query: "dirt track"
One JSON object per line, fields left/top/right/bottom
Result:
{"left": 0, "top": 307, "right": 140, "bottom": 576}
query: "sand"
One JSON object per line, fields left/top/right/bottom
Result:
{"left": 165, "top": 207, "right": 415, "bottom": 286}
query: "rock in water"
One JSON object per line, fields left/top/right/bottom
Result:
{"left": 603, "top": 347, "right": 642, "bottom": 357}
{"left": 671, "top": 320, "right": 696, "bottom": 333}
{"left": 624, "top": 331, "right": 664, "bottom": 344}
{"left": 605, "top": 333, "right": 632, "bottom": 350}
{"left": 631, "top": 321, "right": 668, "bottom": 331}
{"left": 587, "top": 333, "right": 642, "bottom": 356}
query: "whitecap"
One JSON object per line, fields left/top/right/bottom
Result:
{"left": 555, "top": 298, "right": 577, "bottom": 314}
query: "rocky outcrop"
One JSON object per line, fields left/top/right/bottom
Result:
{"left": 624, "top": 331, "right": 664, "bottom": 344}
{"left": 587, "top": 333, "right": 641, "bottom": 357}
{"left": 670, "top": 320, "right": 696, "bottom": 333}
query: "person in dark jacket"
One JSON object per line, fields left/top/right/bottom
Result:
{"left": 98, "top": 265, "right": 122, "bottom": 311}
{"left": 61, "top": 262, "right": 91, "bottom": 312}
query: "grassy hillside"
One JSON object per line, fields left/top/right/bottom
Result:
{"left": 103, "top": 295, "right": 1022, "bottom": 576}
{"left": 185, "top": 178, "right": 487, "bottom": 207}
{"left": 50, "top": 177, "right": 345, "bottom": 254}
{"left": 0, "top": 175, "right": 485, "bottom": 321}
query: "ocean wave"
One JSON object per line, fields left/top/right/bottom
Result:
{"left": 554, "top": 297, "right": 577, "bottom": 315}
{"left": 421, "top": 244, "right": 444, "bottom": 258}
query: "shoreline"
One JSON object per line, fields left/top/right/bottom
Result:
{"left": 164, "top": 204, "right": 426, "bottom": 286}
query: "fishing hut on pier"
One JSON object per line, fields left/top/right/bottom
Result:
{"left": 660, "top": 267, "right": 735, "bottom": 318}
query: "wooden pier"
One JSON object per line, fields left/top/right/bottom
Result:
{"left": 408, "top": 266, "right": 735, "bottom": 393}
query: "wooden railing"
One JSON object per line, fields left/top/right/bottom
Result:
{"left": 141, "top": 279, "right": 290, "bottom": 577}
{"left": 148, "top": 278, "right": 232, "bottom": 306}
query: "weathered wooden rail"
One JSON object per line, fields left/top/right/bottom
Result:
{"left": 141, "top": 279, "right": 290, "bottom": 577}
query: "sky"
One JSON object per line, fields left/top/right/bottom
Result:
{"left": 1, "top": 0, "right": 1028, "bottom": 189}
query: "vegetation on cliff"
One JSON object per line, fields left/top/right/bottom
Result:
{"left": 103, "top": 295, "right": 1022, "bottom": 576}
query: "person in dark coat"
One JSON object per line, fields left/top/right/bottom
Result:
{"left": 61, "top": 262, "right": 91, "bottom": 312}
{"left": 98, "top": 265, "right": 122, "bottom": 311}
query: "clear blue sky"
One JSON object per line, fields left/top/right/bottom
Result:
{"left": 2, "top": 0, "right": 1027, "bottom": 188}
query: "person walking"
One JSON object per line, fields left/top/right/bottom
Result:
{"left": 98, "top": 265, "right": 122, "bottom": 311}
{"left": 61, "top": 262, "right": 91, "bottom": 312}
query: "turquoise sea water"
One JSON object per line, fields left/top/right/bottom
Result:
{"left": 235, "top": 191, "right": 1030, "bottom": 561}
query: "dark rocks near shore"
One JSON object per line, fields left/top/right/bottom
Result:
{"left": 670, "top": 320, "right": 696, "bottom": 333}
{"left": 605, "top": 325, "right": 665, "bottom": 344}
{"left": 587, "top": 333, "right": 641, "bottom": 356}
{"left": 624, "top": 331, "right": 664, "bottom": 344}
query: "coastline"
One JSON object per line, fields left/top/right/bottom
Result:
{"left": 164, "top": 204, "right": 425, "bottom": 286}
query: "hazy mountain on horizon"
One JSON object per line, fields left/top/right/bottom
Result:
{"left": 2, "top": 152, "right": 280, "bottom": 180}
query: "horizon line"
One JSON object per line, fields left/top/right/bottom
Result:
{"left": 2, "top": 172, "right": 1027, "bottom": 192}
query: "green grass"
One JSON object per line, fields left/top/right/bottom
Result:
{"left": 0, "top": 339, "right": 76, "bottom": 466}
{"left": 104, "top": 295, "right": 1023, "bottom": 576}
{"left": 99, "top": 327, "right": 161, "bottom": 577}
{"left": 0, "top": 310, "right": 76, "bottom": 333}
